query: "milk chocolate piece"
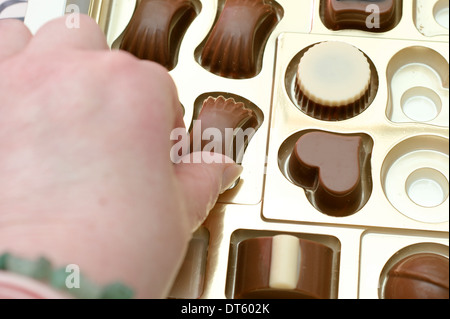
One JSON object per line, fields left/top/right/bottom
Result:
{"left": 320, "top": 0, "right": 402, "bottom": 32}
{"left": 384, "top": 253, "right": 449, "bottom": 299}
{"left": 190, "top": 96, "right": 259, "bottom": 163}
{"left": 168, "top": 229, "right": 209, "bottom": 299}
{"left": 234, "top": 235, "right": 334, "bottom": 299}
{"left": 289, "top": 131, "right": 372, "bottom": 217}
{"left": 200, "top": 0, "right": 281, "bottom": 79}
{"left": 295, "top": 41, "right": 372, "bottom": 121}
{"left": 120, "top": 0, "right": 198, "bottom": 70}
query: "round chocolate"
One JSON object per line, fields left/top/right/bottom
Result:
{"left": 295, "top": 41, "right": 372, "bottom": 121}
{"left": 234, "top": 235, "right": 334, "bottom": 299}
{"left": 383, "top": 253, "right": 449, "bottom": 299}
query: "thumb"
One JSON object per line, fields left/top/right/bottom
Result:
{"left": 174, "top": 152, "right": 243, "bottom": 230}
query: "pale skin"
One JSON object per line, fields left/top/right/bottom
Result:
{"left": 0, "top": 15, "right": 242, "bottom": 298}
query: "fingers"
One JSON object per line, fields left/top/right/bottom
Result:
{"left": 139, "top": 59, "right": 185, "bottom": 130}
{"left": 125, "top": 57, "right": 185, "bottom": 151}
{"left": 152, "top": 66, "right": 185, "bottom": 135}
{"left": 0, "top": 19, "right": 32, "bottom": 61}
{"left": 1, "top": 14, "right": 108, "bottom": 59}
{"left": 27, "top": 14, "right": 109, "bottom": 52}
{"left": 175, "top": 152, "right": 243, "bottom": 231}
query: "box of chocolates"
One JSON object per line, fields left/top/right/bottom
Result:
{"left": 25, "top": 0, "right": 448, "bottom": 299}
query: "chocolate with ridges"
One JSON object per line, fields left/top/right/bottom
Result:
{"left": 200, "top": 0, "right": 281, "bottom": 79}
{"left": 120, "top": 0, "right": 198, "bottom": 70}
{"left": 190, "top": 96, "right": 259, "bottom": 163}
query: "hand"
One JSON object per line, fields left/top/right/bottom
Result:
{"left": 0, "top": 15, "right": 242, "bottom": 298}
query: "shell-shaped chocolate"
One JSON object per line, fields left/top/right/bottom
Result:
{"left": 190, "top": 96, "right": 258, "bottom": 162}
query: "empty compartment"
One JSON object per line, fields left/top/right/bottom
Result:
{"left": 386, "top": 46, "right": 449, "bottom": 126}
{"left": 381, "top": 135, "right": 449, "bottom": 223}
{"left": 414, "top": 0, "right": 449, "bottom": 36}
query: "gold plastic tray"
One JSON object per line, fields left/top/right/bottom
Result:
{"left": 24, "top": 0, "right": 449, "bottom": 299}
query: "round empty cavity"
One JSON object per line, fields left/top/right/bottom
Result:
{"left": 381, "top": 135, "right": 449, "bottom": 223}
{"left": 401, "top": 87, "right": 442, "bottom": 122}
{"left": 434, "top": 0, "right": 449, "bottom": 29}
{"left": 406, "top": 168, "right": 449, "bottom": 208}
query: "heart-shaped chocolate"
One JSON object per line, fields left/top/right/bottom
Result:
{"left": 288, "top": 131, "right": 372, "bottom": 217}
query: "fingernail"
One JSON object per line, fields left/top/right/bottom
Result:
{"left": 220, "top": 164, "right": 243, "bottom": 194}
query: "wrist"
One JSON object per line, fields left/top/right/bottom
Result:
{"left": 0, "top": 271, "right": 70, "bottom": 299}
{"left": 0, "top": 253, "right": 134, "bottom": 299}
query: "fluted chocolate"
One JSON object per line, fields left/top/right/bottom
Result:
{"left": 120, "top": 0, "right": 198, "bottom": 70}
{"left": 320, "top": 0, "right": 402, "bottom": 32}
{"left": 295, "top": 41, "right": 372, "bottom": 121}
{"left": 200, "top": 0, "right": 281, "bottom": 79}
{"left": 384, "top": 253, "right": 449, "bottom": 299}
{"left": 234, "top": 235, "right": 334, "bottom": 299}
{"left": 289, "top": 131, "right": 372, "bottom": 217}
{"left": 190, "top": 96, "right": 259, "bottom": 163}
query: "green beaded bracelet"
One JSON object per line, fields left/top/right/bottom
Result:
{"left": 0, "top": 253, "right": 134, "bottom": 299}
